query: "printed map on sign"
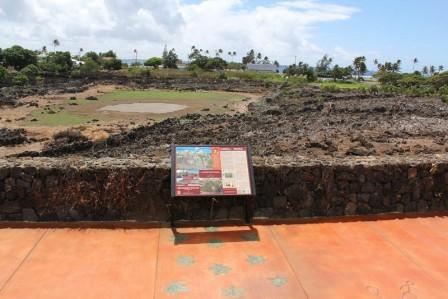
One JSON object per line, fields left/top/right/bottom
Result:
{"left": 173, "top": 146, "right": 254, "bottom": 196}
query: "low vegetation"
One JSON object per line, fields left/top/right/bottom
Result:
{"left": 1, "top": 43, "right": 447, "bottom": 103}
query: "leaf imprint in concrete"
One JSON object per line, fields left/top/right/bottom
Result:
{"left": 222, "top": 286, "right": 244, "bottom": 298}
{"left": 247, "top": 255, "right": 267, "bottom": 265}
{"left": 165, "top": 281, "right": 189, "bottom": 295}
{"left": 209, "top": 264, "right": 232, "bottom": 276}
{"left": 269, "top": 276, "right": 288, "bottom": 287}
{"left": 176, "top": 255, "right": 195, "bottom": 266}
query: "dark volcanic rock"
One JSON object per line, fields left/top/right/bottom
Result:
{"left": 0, "top": 128, "right": 28, "bottom": 146}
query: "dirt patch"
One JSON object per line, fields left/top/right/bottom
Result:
{"left": 35, "top": 86, "right": 448, "bottom": 161}
{"left": 99, "top": 103, "right": 188, "bottom": 114}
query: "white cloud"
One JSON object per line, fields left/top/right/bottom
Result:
{"left": 0, "top": 0, "right": 359, "bottom": 64}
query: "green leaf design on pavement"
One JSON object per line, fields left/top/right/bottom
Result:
{"left": 209, "top": 263, "right": 232, "bottom": 276}
{"left": 169, "top": 234, "right": 188, "bottom": 244}
{"left": 205, "top": 226, "right": 218, "bottom": 232}
{"left": 207, "top": 239, "right": 223, "bottom": 248}
{"left": 241, "top": 232, "right": 259, "bottom": 242}
{"left": 247, "top": 255, "right": 267, "bottom": 265}
{"left": 269, "top": 276, "right": 288, "bottom": 287}
{"left": 222, "top": 286, "right": 244, "bottom": 298}
{"left": 165, "top": 281, "right": 189, "bottom": 295}
{"left": 176, "top": 255, "right": 195, "bottom": 266}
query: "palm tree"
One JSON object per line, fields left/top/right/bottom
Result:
{"left": 374, "top": 59, "right": 379, "bottom": 66}
{"left": 53, "top": 39, "right": 60, "bottom": 52}
{"left": 134, "top": 49, "right": 138, "bottom": 64}
{"left": 413, "top": 58, "right": 418, "bottom": 71}
{"left": 205, "top": 50, "right": 209, "bottom": 57}
{"left": 438, "top": 65, "right": 444, "bottom": 73}
{"left": 256, "top": 53, "right": 262, "bottom": 63}
{"left": 41, "top": 46, "right": 47, "bottom": 55}
{"left": 429, "top": 65, "right": 436, "bottom": 76}
{"left": 79, "top": 48, "right": 84, "bottom": 58}
{"left": 422, "top": 66, "right": 429, "bottom": 76}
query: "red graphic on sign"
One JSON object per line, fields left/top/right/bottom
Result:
{"left": 199, "top": 170, "right": 222, "bottom": 179}
{"left": 223, "top": 188, "right": 238, "bottom": 195}
{"left": 211, "top": 147, "right": 221, "bottom": 170}
{"left": 176, "top": 186, "right": 201, "bottom": 196}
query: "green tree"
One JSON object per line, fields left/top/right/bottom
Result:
{"left": 53, "top": 39, "right": 60, "bottom": 52}
{"left": 41, "top": 51, "right": 73, "bottom": 73}
{"left": 162, "top": 45, "right": 168, "bottom": 60}
{"left": 330, "top": 64, "right": 343, "bottom": 81}
{"left": 413, "top": 58, "right": 418, "bottom": 71}
{"left": 13, "top": 73, "right": 29, "bottom": 86}
{"left": 102, "top": 58, "right": 122, "bottom": 70}
{"left": 397, "top": 73, "right": 426, "bottom": 87}
{"left": 439, "top": 65, "right": 444, "bottom": 73}
{"left": 20, "top": 64, "right": 40, "bottom": 80}
{"left": 429, "top": 65, "right": 436, "bottom": 76}
{"left": 285, "top": 62, "right": 316, "bottom": 82}
{"left": 316, "top": 54, "right": 333, "bottom": 77}
{"left": 0, "top": 66, "right": 7, "bottom": 82}
{"left": 83, "top": 51, "right": 100, "bottom": 64}
{"left": 144, "top": 57, "right": 163, "bottom": 69}
{"left": 242, "top": 50, "right": 255, "bottom": 64}
{"left": 163, "top": 49, "right": 178, "bottom": 69}
{"left": 78, "top": 58, "right": 100, "bottom": 78}
{"left": 0, "top": 48, "right": 3, "bottom": 64}
{"left": 3, "top": 45, "right": 37, "bottom": 70}
{"left": 353, "top": 56, "right": 367, "bottom": 80}
{"left": 422, "top": 66, "right": 429, "bottom": 76}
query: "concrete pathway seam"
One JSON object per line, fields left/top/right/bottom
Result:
{"left": 0, "top": 229, "right": 50, "bottom": 294}
{"left": 268, "top": 225, "right": 310, "bottom": 299}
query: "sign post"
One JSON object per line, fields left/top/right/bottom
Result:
{"left": 171, "top": 145, "right": 256, "bottom": 225}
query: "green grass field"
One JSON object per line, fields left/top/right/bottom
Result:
{"left": 27, "top": 110, "right": 95, "bottom": 126}
{"left": 25, "top": 90, "right": 248, "bottom": 127}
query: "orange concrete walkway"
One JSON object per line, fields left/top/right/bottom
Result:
{"left": 0, "top": 216, "right": 447, "bottom": 299}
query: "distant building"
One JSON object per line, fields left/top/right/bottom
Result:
{"left": 71, "top": 59, "right": 84, "bottom": 67}
{"left": 246, "top": 63, "right": 280, "bottom": 73}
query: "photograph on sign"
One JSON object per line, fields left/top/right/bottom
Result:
{"left": 172, "top": 145, "right": 255, "bottom": 197}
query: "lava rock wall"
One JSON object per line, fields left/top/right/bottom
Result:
{"left": 0, "top": 156, "right": 447, "bottom": 222}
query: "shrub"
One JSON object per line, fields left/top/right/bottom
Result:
{"left": 127, "top": 66, "right": 151, "bottom": 79}
{"left": 398, "top": 73, "right": 426, "bottom": 87}
{"left": 429, "top": 72, "right": 448, "bottom": 89}
{"left": 53, "top": 129, "right": 88, "bottom": 143}
{"left": 40, "top": 52, "right": 73, "bottom": 73}
{"left": 0, "top": 66, "right": 6, "bottom": 82}
{"left": 12, "top": 73, "right": 29, "bottom": 86}
{"left": 442, "top": 95, "right": 448, "bottom": 104}
{"left": 321, "top": 84, "right": 341, "bottom": 93}
{"left": 217, "top": 72, "right": 228, "bottom": 80}
{"left": 3, "top": 45, "right": 37, "bottom": 70}
{"left": 20, "top": 64, "right": 40, "bottom": 80}
{"left": 144, "top": 57, "right": 163, "bottom": 69}
{"left": 376, "top": 72, "right": 403, "bottom": 85}
{"left": 102, "top": 58, "right": 122, "bottom": 70}
{"left": 79, "top": 58, "right": 100, "bottom": 78}
{"left": 439, "top": 85, "right": 448, "bottom": 96}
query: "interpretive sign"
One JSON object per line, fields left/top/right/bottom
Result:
{"left": 171, "top": 145, "right": 256, "bottom": 197}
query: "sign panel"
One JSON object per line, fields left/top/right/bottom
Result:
{"left": 171, "top": 145, "right": 256, "bottom": 197}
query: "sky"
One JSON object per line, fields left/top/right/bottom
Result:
{"left": 0, "top": 0, "right": 446, "bottom": 71}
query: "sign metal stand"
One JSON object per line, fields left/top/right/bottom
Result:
{"left": 170, "top": 144, "right": 256, "bottom": 227}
